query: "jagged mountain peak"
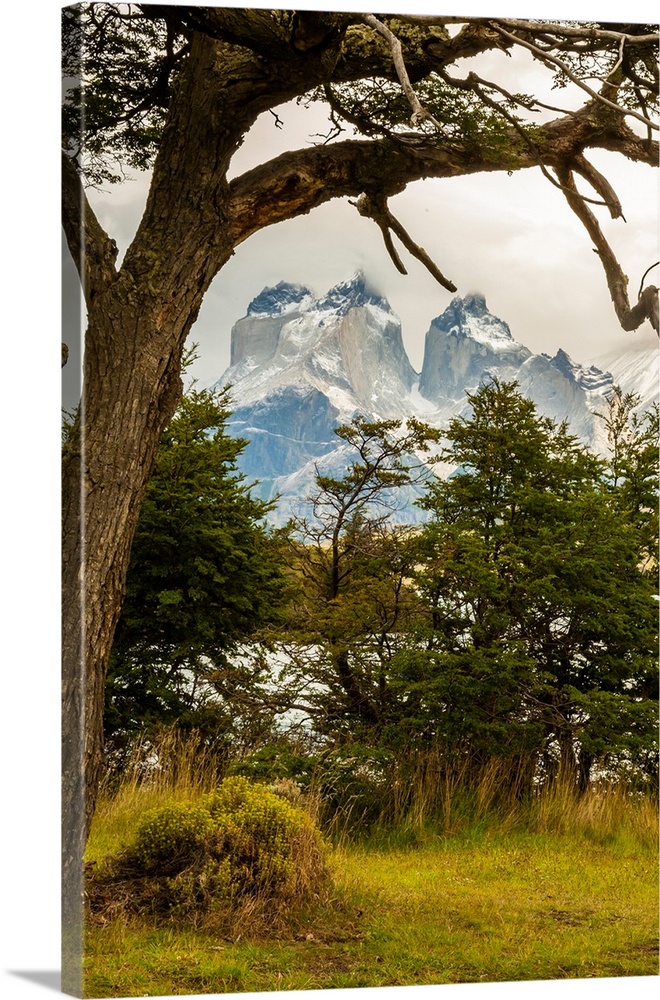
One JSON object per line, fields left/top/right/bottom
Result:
{"left": 316, "top": 270, "right": 390, "bottom": 314}
{"left": 420, "top": 293, "right": 527, "bottom": 402}
{"left": 247, "top": 280, "right": 314, "bottom": 317}
{"left": 221, "top": 271, "right": 415, "bottom": 418}
{"left": 550, "top": 349, "right": 613, "bottom": 392}
{"left": 216, "top": 274, "right": 654, "bottom": 526}
{"left": 433, "top": 293, "right": 514, "bottom": 344}
{"left": 462, "top": 292, "right": 489, "bottom": 316}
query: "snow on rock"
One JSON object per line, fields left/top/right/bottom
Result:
{"left": 213, "top": 277, "right": 655, "bottom": 524}
{"left": 419, "top": 294, "right": 532, "bottom": 402}
{"left": 217, "top": 271, "right": 416, "bottom": 421}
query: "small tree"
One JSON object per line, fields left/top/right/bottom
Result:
{"left": 106, "top": 385, "right": 286, "bottom": 756}
{"left": 601, "top": 386, "right": 659, "bottom": 563}
{"left": 281, "top": 416, "right": 439, "bottom": 734}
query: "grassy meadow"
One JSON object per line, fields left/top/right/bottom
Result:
{"left": 83, "top": 737, "right": 658, "bottom": 998}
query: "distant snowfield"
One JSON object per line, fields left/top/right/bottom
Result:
{"left": 595, "top": 344, "right": 659, "bottom": 407}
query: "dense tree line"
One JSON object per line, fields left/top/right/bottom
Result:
{"left": 108, "top": 380, "right": 658, "bottom": 796}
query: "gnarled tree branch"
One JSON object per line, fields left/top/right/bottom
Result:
{"left": 389, "top": 15, "right": 658, "bottom": 45}
{"left": 360, "top": 13, "right": 442, "bottom": 129}
{"left": 571, "top": 154, "right": 624, "bottom": 220}
{"left": 226, "top": 106, "right": 655, "bottom": 286}
{"left": 555, "top": 162, "right": 659, "bottom": 333}
{"left": 491, "top": 19, "right": 658, "bottom": 46}
{"left": 352, "top": 192, "right": 457, "bottom": 291}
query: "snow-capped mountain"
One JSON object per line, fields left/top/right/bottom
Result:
{"left": 215, "top": 273, "right": 657, "bottom": 524}
{"left": 419, "top": 293, "right": 532, "bottom": 400}
{"left": 217, "top": 272, "right": 422, "bottom": 517}
{"left": 593, "top": 343, "right": 659, "bottom": 406}
{"left": 224, "top": 273, "right": 416, "bottom": 420}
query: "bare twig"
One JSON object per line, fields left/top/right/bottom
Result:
{"left": 631, "top": 82, "right": 655, "bottom": 146}
{"left": 609, "top": 33, "right": 627, "bottom": 80}
{"left": 322, "top": 83, "right": 392, "bottom": 140}
{"left": 487, "top": 21, "right": 658, "bottom": 131}
{"left": 392, "top": 14, "right": 658, "bottom": 46}
{"left": 638, "top": 262, "right": 659, "bottom": 299}
{"left": 439, "top": 67, "right": 615, "bottom": 210}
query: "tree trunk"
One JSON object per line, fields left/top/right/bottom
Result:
{"left": 61, "top": 34, "right": 246, "bottom": 967}
{"left": 557, "top": 725, "right": 577, "bottom": 785}
{"left": 61, "top": 293, "right": 187, "bottom": 985}
{"left": 577, "top": 747, "right": 594, "bottom": 795}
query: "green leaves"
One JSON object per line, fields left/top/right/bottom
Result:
{"left": 106, "top": 384, "right": 287, "bottom": 745}
{"left": 63, "top": 5, "right": 184, "bottom": 184}
{"left": 408, "top": 379, "right": 658, "bottom": 782}
{"left": 277, "top": 417, "right": 439, "bottom": 736}
{"left": 107, "top": 381, "right": 657, "bottom": 789}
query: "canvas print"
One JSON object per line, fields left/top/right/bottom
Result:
{"left": 61, "top": 3, "right": 659, "bottom": 998}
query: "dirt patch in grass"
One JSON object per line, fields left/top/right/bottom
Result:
{"left": 547, "top": 908, "right": 592, "bottom": 926}
{"left": 306, "top": 947, "right": 356, "bottom": 976}
{"left": 630, "top": 938, "right": 659, "bottom": 956}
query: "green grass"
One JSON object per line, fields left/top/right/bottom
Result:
{"left": 84, "top": 830, "right": 658, "bottom": 996}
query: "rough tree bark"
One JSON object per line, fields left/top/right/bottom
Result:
{"left": 61, "top": 10, "right": 657, "bottom": 990}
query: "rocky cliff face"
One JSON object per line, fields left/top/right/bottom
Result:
{"left": 222, "top": 272, "right": 416, "bottom": 419}
{"left": 215, "top": 272, "right": 425, "bottom": 520}
{"left": 215, "top": 276, "right": 656, "bottom": 524}
{"left": 516, "top": 350, "right": 614, "bottom": 449}
{"left": 419, "top": 293, "right": 532, "bottom": 401}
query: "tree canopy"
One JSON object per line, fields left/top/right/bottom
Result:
{"left": 399, "top": 380, "right": 658, "bottom": 789}
{"left": 105, "top": 382, "right": 287, "bottom": 754}
{"left": 210, "top": 383, "right": 657, "bottom": 795}
{"left": 63, "top": 6, "right": 658, "bottom": 330}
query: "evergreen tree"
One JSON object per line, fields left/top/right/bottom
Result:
{"left": 105, "top": 385, "right": 286, "bottom": 752}
{"left": 393, "top": 380, "right": 658, "bottom": 787}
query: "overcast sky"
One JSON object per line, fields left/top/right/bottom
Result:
{"left": 62, "top": 0, "right": 660, "bottom": 403}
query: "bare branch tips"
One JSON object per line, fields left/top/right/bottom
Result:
{"left": 352, "top": 192, "right": 457, "bottom": 291}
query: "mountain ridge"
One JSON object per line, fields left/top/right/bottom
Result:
{"left": 215, "top": 273, "right": 658, "bottom": 524}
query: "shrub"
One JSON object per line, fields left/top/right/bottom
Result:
{"left": 132, "top": 803, "right": 213, "bottom": 873}
{"left": 87, "top": 776, "right": 328, "bottom": 922}
{"left": 231, "top": 743, "right": 396, "bottom": 833}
